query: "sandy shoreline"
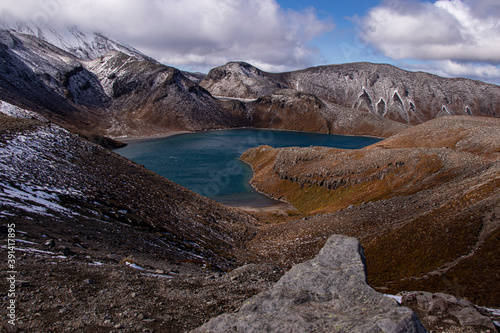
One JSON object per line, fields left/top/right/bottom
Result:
{"left": 231, "top": 202, "right": 296, "bottom": 214}
{"left": 113, "top": 130, "right": 193, "bottom": 143}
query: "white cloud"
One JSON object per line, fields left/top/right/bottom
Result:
{"left": 358, "top": 0, "right": 500, "bottom": 64}
{"left": 407, "top": 60, "right": 500, "bottom": 84}
{"left": 0, "top": 0, "right": 334, "bottom": 72}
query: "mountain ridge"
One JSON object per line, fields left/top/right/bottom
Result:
{"left": 203, "top": 61, "right": 500, "bottom": 125}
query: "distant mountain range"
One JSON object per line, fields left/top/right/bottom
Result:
{"left": 1, "top": 24, "right": 498, "bottom": 142}
{"left": 202, "top": 61, "right": 500, "bottom": 124}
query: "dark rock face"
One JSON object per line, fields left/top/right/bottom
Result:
{"left": 193, "top": 235, "right": 426, "bottom": 333}
{"left": 401, "top": 291, "right": 496, "bottom": 331}
{"left": 85, "top": 51, "right": 245, "bottom": 136}
{"left": 224, "top": 88, "right": 408, "bottom": 137}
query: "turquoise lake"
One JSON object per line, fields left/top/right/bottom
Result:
{"left": 116, "top": 129, "right": 381, "bottom": 207}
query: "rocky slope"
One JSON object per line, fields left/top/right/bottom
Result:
{"left": 229, "top": 88, "right": 409, "bottom": 137}
{"left": 241, "top": 116, "right": 500, "bottom": 307}
{"left": 0, "top": 109, "right": 293, "bottom": 332}
{"left": 202, "top": 62, "right": 500, "bottom": 125}
{"left": 84, "top": 51, "right": 244, "bottom": 137}
{"left": 0, "top": 112, "right": 256, "bottom": 268}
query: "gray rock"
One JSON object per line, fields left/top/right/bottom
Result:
{"left": 107, "top": 253, "right": 123, "bottom": 262}
{"left": 401, "top": 291, "right": 495, "bottom": 330}
{"left": 193, "top": 235, "right": 426, "bottom": 333}
{"left": 450, "top": 307, "right": 494, "bottom": 329}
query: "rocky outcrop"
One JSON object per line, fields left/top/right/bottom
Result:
{"left": 243, "top": 116, "right": 500, "bottom": 308}
{"left": 194, "top": 235, "right": 426, "bottom": 333}
{"left": 401, "top": 292, "right": 496, "bottom": 331}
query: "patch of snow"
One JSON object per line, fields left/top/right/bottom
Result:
{"left": 142, "top": 273, "right": 174, "bottom": 279}
{"left": 0, "top": 125, "right": 86, "bottom": 218}
{"left": 188, "top": 253, "right": 206, "bottom": 260}
{"left": 125, "top": 262, "right": 145, "bottom": 270}
{"left": 0, "top": 101, "right": 46, "bottom": 120}
{"left": 0, "top": 211, "right": 15, "bottom": 217}
{"left": 212, "top": 95, "right": 258, "bottom": 102}
{"left": 90, "top": 262, "right": 105, "bottom": 266}
{"left": 0, "top": 182, "right": 70, "bottom": 216}
{"left": 0, "top": 245, "right": 57, "bottom": 255}
{"left": 13, "top": 239, "right": 37, "bottom": 245}
{"left": 484, "top": 307, "right": 500, "bottom": 316}
{"left": 384, "top": 294, "right": 403, "bottom": 304}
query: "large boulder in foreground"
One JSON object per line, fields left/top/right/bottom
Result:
{"left": 193, "top": 235, "right": 426, "bottom": 333}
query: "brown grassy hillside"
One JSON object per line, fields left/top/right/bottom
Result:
{"left": 242, "top": 116, "right": 500, "bottom": 307}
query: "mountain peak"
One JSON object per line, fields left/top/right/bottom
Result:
{"left": 0, "top": 20, "right": 154, "bottom": 62}
{"left": 200, "top": 61, "right": 288, "bottom": 99}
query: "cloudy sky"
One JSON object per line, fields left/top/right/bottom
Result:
{"left": 1, "top": 0, "right": 499, "bottom": 84}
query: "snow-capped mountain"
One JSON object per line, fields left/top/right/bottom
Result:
{"left": 0, "top": 28, "right": 244, "bottom": 138}
{"left": 0, "top": 20, "right": 154, "bottom": 62}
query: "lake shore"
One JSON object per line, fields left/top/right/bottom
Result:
{"left": 229, "top": 201, "right": 295, "bottom": 214}
{"left": 114, "top": 127, "right": 385, "bottom": 144}
{"left": 114, "top": 130, "right": 192, "bottom": 143}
